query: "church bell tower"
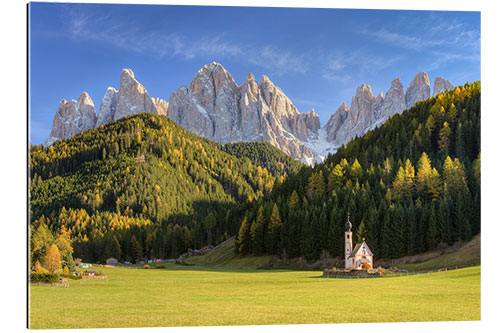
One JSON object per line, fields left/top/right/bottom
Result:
{"left": 345, "top": 214, "right": 353, "bottom": 270}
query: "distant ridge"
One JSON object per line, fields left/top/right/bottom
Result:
{"left": 45, "top": 63, "right": 454, "bottom": 164}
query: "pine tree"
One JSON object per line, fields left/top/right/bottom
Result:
{"left": 350, "top": 158, "right": 363, "bottom": 180}
{"left": 306, "top": 171, "right": 326, "bottom": 200}
{"left": 288, "top": 190, "right": 300, "bottom": 209}
{"left": 392, "top": 166, "right": 410, "bottom": 201}
{"left": 328, "top": 164, "right": 345, "bottom": 192}
{"left": 428, "top": 168, "right": 442, "bottom": 201}
{"left": 404, "top": 159, "right": 415, "bottom": 194}
{"left": 237, "top": 217, "right": 251, "bottom": 255}
{"left": 416, "top": 152, "right": 432, "bottom": 195}
{"left": 355, "top": 220, "right": 367, "bottom": 243}
{"left": 443, "top": 157, "right": 467, "bottom": 197}
{"left": 438, "top": 122, "right": 452, "bottom": 153}
{"left": 110, "top": 235, "right": 122, "bottom": 260}
{"left": 251, "top": 206, "right": 266, "bottom": 255}
{"left": 131, "top": 235, "right": 143, "bottom": 263}
{"left": 427, "top": 206, "right": 438, "bottom": 251}
{"left": 266, "top": 203, "right": 283, "bottom": 254}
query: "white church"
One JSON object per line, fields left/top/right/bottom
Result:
{"left": 344, "top": 215, "right": 373, "bottom": 270}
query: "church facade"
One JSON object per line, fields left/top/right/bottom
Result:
{"left": 345, "top": 216, "right": 373, "bottom": 270}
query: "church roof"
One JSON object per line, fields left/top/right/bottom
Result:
{"left": 348, "top": 241, "right": 373, "bottom": 258}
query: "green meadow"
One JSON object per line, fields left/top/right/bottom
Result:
{"left": 29, "top": 265, "right": 480, "bottom": 329}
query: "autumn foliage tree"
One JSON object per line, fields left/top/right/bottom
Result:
{"left": 45, "top": 244, "right": 62, "bottom": 273}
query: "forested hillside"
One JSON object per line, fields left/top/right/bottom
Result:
{"left": 29, "top": 113, "right": 299, "bottom": 264}
{"left": 222, "top": 141, "right": 304, "bottom": 178}
{"left": 237, "top": 82, "right": 481, "bottom": 261}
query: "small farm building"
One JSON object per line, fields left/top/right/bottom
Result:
{"left": 106, "top": 257, "right": 119, "bottom": 266}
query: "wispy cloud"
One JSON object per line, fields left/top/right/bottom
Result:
{"left": 321, "top": 51, "right": 402, "bottom": 83}
{"left": 62, "top": 6, "right": 309, "bottom": 75}
{"left": 358, "top": 13, "right": 480, "bottom": 69}
{"left": 248, "top": 46, "right": 309, "bottom": 75}
{"left": 361, "top": 28, "right": 447, "bottom": 51}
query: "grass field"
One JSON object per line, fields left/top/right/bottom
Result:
{"left": 29, "top": 265, "right": 480, "bottom": 329}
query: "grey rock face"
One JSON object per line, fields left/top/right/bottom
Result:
{"left": 324, "top": 72, "right": 438, "bottom": 147}
{"left": 326, "top": 84, "right": 383, "bottom": 145}
{"left": 46, "top": 69, "right": 166, "bottom": 146}
{"left": 96, "top": 87, "right": 118, "bottom": 127}
{"left": 324, "top": 102, "right": 350, "bottom": 143}
{"left": 113, "top": 69, "right": 157, "bottom": 121}
{"left": 167, "top": 62, "right": 241, "bottom": 142}
{"left": 152, "top": 97, "right": 168, "bottom": 116}
{"left": 405, "top": 72, "right": 431, "bottom": 109}
{"left": 45, "top": 92, "right": 97, "bottom": 146}
{"left": 96, "top": 70, "right": 167, "bottom": 125}
{"left": 380, "top": 78, "right": 406, "bottom": 123}
{"left": 433, "top": 77, "right": 454, "bottom": 96}
{"left": 167, "top": 62, "right": 316, "bottom": 162}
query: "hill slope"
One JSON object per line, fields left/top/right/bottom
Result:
{"left": 396, "top": 233, "right": 481, "bottom": 271}
{"left": 30, "top": 113, "right": 297, "bottom": 264}
{"left": 183, "top": 238, "right": 271, "bottom": 268}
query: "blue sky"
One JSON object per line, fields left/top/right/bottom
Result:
{"left": 29, "top": 2, "right": 480, "bottom": 145}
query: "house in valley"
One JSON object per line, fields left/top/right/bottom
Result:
{"left": 344, "top": 215, "right": 374, "bottom": 270}
{"left": 106, "top": 257, "right": 119, "bottom": 266}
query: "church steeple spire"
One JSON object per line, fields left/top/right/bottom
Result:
{"left": 345, "top": 213, "right": 353, "bottom": 270}
{"left": 345, "top": 213, "right": 352, "bottom": 231}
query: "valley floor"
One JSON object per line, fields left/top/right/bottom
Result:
{"left": 29, "top": 265, "right": 480, "bottom": 329}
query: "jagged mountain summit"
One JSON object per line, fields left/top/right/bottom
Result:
{"left": 45, "top": 92, "right": 97, "bottom": 146}
{"left": 433, "top": 77, "right": 454, "bottom": 96}
{"left": 44, "top": 63, "right": 453, "bottom": 165}
{"left": 321, "top": 72, "right": 454, "bottom": 149}
{"left": 46, "top": 69, "right": 168, "bottom": 146}
{"left": 167, "top": 62, "right": 320, "bottom": 163}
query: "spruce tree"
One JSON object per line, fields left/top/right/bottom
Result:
{"left": 110, "top": 235, "right": 122, "bottom": 260}
{"left": 131, "top": 235, "right": 143, "bottom": 263}
{"left": 237, "top": 217, "right": 251, "bottom": 255}
{"left": 266, "top": 203, "right": 283, "bottom": 254}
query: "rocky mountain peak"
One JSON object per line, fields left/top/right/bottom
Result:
{"left": 324, "top": 102, "right": 350, "bottom": 142}
{"left": 405, "top": 72, "right": 430, "bottom": 109}
{"left": 167, "top": 62, "right": 241, "bottom": 142}
{"left": 244, "top": 72, "right": 256, "bottom": 83}
{"left": 379, "top": 78, "right": 406, "bottom": 123}
{"left": 113, "top": 68, "right": 157, "bottom": 121}
{"left": 167, "top": 63, "right": 315, "bottom": 162}
{"left": 96, "top": 87, "right": 118, "bottom": 127}
{"left": 78, "top": 92, "right": 93, "bottom": 105}
{"left": 151, "top": 97, "right": 168, "bottom": 116}
{"left": 433, "top": 77, "right": 454, "bottom": 96}
{"left": 45, "top": 92, "right": 97, "bottom": 146}
{"left": 355, "top": 84, "right": 372, "bottom": 98}
{"left": 304, "top": 109, "right": 321, "bottom": 133}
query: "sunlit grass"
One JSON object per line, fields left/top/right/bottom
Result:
{"left": 29, "top": 265, "right": 480, "bottom": 329}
